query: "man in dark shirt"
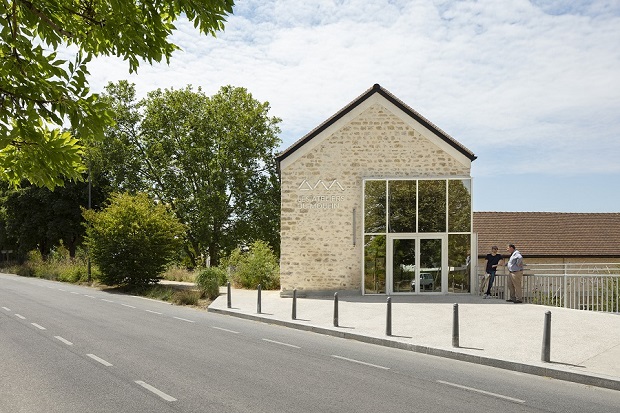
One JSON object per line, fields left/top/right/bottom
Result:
{"left": 482, "top": 246, "right": 503, "bottom": 298}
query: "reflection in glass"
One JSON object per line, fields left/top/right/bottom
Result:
{"left": 448, "top": 179, "right": 471, "bottom": 232}
{"left": 389, "top": 180, "right": 417, "bottom": 233}
{"left": 364, "top": 180, "right": 386, "bottom": 233}
{"left": 392, "top": 239, "right": 415, "bottom": 292}
{"left": 448, "top": 234, "right": 471, "bottom": 293}
{"left": 418, "top": 180, "right": 446, "bottom": 232}
{"left": 364, "top": 235, "right": 386, "bottom": 294}
{"left": 419, "top": 238, "right": 442, "bottom": 292}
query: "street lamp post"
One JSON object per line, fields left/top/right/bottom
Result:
{"left": 87, "top": 163, "right": 92, "bottom": 283}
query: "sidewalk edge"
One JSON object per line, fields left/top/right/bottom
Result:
{"left": 207, "top": 307, "right": 620, "bottom": 392}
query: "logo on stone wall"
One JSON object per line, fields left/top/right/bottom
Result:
{"left": 298, "top": 179, "right": 345, "bottom": 191}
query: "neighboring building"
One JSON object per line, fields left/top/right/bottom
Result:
{"left": 277, "top": 84, "right": 477, "bottom": 296}
{"left": 474, "top": 212, "right": 620, "bottom": 268}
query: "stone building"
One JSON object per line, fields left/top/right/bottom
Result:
{"left": 277, "top": 84, "right": 477, "bottom": 296}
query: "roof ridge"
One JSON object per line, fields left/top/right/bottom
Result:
{"left": 276, "top": 84, "right": 476, "bottom": 164}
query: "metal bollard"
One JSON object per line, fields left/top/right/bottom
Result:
{"left": 333, "top": 292, "right": 339, "bottom": 327}
{"left": 257, "top": 284, "right": 262, "bottom": 314}
{"left": 292, "top": 289, "right": 297, "bottom": 320}
{"left": 227, "top": 282, "right": 231, "bottom": 308}
{"left": 542, "top": 311, "right": 551, "bottom": 362}
{"left": 386, "top": 296, "right": 392, "bottom": 336}
{"left": 452, "top": 303, "right": 459, "bottom": 348}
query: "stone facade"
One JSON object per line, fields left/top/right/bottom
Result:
{"left": 278, "top": 88, "right": 474, "bottom": 295}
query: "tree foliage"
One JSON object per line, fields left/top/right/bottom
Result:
{"left": 83, "top": 192, "right": 185, "bottom": 287}
{"left": 0, "top": 0, "right": 234, "bottom": 189}
{"left": 2, "top": 178, "right": 108, "bottom": 260}
{"left": 98, "top": 82, "right": 281, "bottom": 267}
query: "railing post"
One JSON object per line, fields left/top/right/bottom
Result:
{"left": 227, "top": 282, "right": 231, "bottom": 308}
{"left": 564, "top": 266, "right": 569, "bottom": 308}
{"left": 452, "top": 303, "right": 459, "bottom": 348}
{"left": 257, "top": 284, "right": 262, "bottom": 314}
{"left": 292, "top": 289, "right": 297, "bottom": 320}
{"left": 333, "top": 292, "right": 339, "bottom": 327}
{"left": 542, "top": 311, "right": 551, "bottom": 362}
{"left": 386, "top": 296, "right": 392, "bottom": 336}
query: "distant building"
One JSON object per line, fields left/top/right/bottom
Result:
{"left": 474, "top": 212, "right": 620, "bottom": 267}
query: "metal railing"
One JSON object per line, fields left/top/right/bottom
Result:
{"left": 477, "top": 263, "right": 620, "bottom": 313}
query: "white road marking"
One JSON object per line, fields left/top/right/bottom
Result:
{"left": 84, "top": 295, "right": 96, "bottom": 298}
{"left": 58, "top": 288, "right": 66, "bottom": 291}
{"left": 173, "top": 316, "right": 195, "bottom": 323}
{"left": 331, "top": 355, "right": 390, "bottom": 370}
{"left": 145, "top": 310, "right": 163, "bottom": 315}
{"left": 55, "top": 336, "right": 73, "bottom": 345}
{"left": 211, "top": 326, "right": 239, "bottom": 334}
{"left": 437, "top": 380, "right": 526, "bottom": 404}
{"left": 101, "top": 299, "right": 114, "bottom": 303}
{"left": 15, "top": 314, "right": 25, "bottom": 319}
{"left": 262, "top": 339, "right": 301, "bottom": 349}
{"left": 121, "top": 304, "right": 136, "bottom": 309}
{"left": 70, "top": 291, "right": 80, "bottom": 295}
{"left": 2, "top": 306, "right": 10, "bottom": 311}
{"left": 135, "top": 381, "right": 177, "bottom": 402}
{"left": 87, "top": 354, "right": 113, "bottom": 367}
{"left": 31, "top": 323, "right": 46, "bottom": 330}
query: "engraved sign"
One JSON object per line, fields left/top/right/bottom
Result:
{"left": 297, "top": 179, "right": 345, "bottom": 209}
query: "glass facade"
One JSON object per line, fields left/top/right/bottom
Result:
{"left": 363, "top": 178, "right": 472, "bottom": 294}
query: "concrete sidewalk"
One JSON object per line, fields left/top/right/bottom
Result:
{"left": 208, "top": 288, "right": 620, "bottom": 391}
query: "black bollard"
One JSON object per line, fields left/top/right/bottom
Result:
{"left": 452, "top": 303, "right": 459, "bottom": 348}
{"left": 257, "top": 284, "right": 262, "bottom": 314}
{"left": 333, "top": 292, "right": 339, "bottom": 327}
{"left": 227, "top": 282, "right": 231, "bottom": 308}
{"left": 292, "top": 289, "right": 297, "bottom": 320}
{"left": 542, "top": 311, "right": 551, "bottom": 362}
{"left": 386, "top": 296, "right": 392, "bottom": 336}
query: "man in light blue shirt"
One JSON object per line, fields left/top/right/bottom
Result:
{"left": 506, "top": 244, "right": 524, "bottom": 303}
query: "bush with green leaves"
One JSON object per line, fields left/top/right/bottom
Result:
{"left": 195, "top": 267, "right": 224, "bottom": 299}
{"left": 223, "top": 241, "right": 279, "bottom": 290}
{"left": 83, "top": 192, "right": 185, "bottom": 287}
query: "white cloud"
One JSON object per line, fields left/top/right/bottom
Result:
{"left": 83, "top": 0, "right": 620, "bottom": 209}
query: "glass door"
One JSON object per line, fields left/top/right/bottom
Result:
{"left": 419, "top": 238, "right": 442, "bottom": 293}
{"left": 392, "top": 239, "right": 415, "bottom": 293}
{"left": 389, "top": 236, "right": 444, "bottom": 294}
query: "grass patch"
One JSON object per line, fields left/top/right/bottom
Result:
{"left": 103, "top": 284, "right": 211, "bottom": 308}
{"left": 162, "top": 266, "right": 196, "bottom": 283}
{"left": 171, "top": 290, "right": 202, "bottom": 305}
{"left": 1, "top": 253, "right": 214, "bottom": 308}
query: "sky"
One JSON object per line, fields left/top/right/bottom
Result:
{"left": 85, "top": 0, "right": 620, "bottom": 213}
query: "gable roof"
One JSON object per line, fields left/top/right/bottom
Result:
{"left": 474, "top": 212, "right": 620, "bottom": 257}
{"left": 276, "top": 84, "right": 477, "bottom": 165}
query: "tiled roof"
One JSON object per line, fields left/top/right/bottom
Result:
{"left": 474, "top": 212, "right": 620, "bottom": 257}
{"left": 276, "top": 84, "right": 477, "bottom": 164}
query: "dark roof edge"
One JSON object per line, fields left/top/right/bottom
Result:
{"left": 276, "top": 84, "right": 477, "bottom": 165}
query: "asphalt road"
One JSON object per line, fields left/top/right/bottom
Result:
{"left": 1, "top": 273, "right": 618, "bottom": 413}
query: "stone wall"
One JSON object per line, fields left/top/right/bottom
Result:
{"left": 280, "top": 102, "right": 470, "bottom": 295}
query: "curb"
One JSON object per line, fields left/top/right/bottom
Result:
{"left": 207, "top": 307, "right": 620, "bottom": 392}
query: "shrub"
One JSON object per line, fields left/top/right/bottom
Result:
{"left": 83, "top": 192, "right": 185, "bottom": 288}
{"left": 223, "top": 240, "right": 279, "bottom": 290}
{"left": 196, "top": 267, "right": 224, "bottom": 299}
